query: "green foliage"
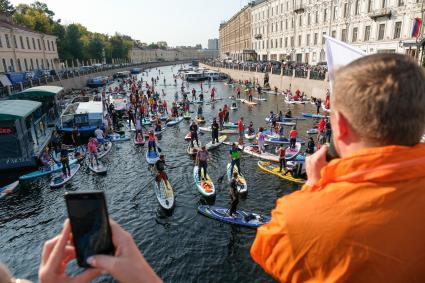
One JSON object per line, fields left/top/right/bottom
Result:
{"left": 11, "top": 1, "right": 136, "bottom": 63}
{"left": 0, "top": 0, "right": 14, "bottom": 14}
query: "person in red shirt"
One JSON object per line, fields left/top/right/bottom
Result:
{"left": 162, "top": 100, "right": 168, "bottom": 114}
{"left": 218, "top": 109, "right": 224, "bottom": 130}
{"left": 238, "top": 117, "right": 245, "bottom": 144}
{"left": 289, "top": 126, "right": 298, "bottom": 149}
{"left": 211, "top": 87, "right": 216, "bottom": 101}
{"left": 248, "top": 89, "right": 253, "bottom": 102}
{"left": 223, "top": 104, "right": 229, "bottom": 122}
{"left": 276, "top": 145, "right": 287, "bottom": 172}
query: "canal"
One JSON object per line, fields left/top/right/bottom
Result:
{"left": 0, "top": 64, "right": 322, "bottom": 282}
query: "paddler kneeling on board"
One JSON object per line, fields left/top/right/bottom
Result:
{"left": 155, "top": 154, "right": 168, "bottom": 186}
{"left": 251, "top": 54, "right": 425, "bottom": 282}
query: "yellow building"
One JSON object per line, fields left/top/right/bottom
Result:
{"left": 219, "top": 2, "right": 256, "bottom": 61}
{"left": 0, "top": 14, "right": 60, "bottom": 73}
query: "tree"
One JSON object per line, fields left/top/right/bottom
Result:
{"left": 13, "top": 3, "right": 53, "bottom": 34}
{"left": 65, "top": 24, "right": 83, "bottom": 60}
{"left": 0, "top": 0, "right": 15, "bottom": 14}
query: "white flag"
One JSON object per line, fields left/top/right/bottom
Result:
{"left": 324, "top": 36, "right": 366, "bottom": 89}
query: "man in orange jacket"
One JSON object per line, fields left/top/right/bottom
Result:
{"left": 251, "top": 54, "right": 425, "bottom": 282}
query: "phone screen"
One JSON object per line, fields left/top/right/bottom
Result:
{"left": 65, "top": 192, "right": 115, "bottom": 267}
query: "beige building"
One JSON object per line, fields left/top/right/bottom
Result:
{"left": 219, "top": 2, "right": 256, "bottom": 61}
{"left": 0, "top": 14, "right": 60, "bottom": 73}
{"left": 130, "top": 46, "right": 218, "bottom": 63}
{"left": 251, "top": 0, "right": 424, "bottom": 64}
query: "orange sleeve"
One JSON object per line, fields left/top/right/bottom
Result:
{"left": 250, "top": 197, "right": 295, "bottom": 282}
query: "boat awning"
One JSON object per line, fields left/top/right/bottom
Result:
{"left": 11, "top": 86, "right": 64, "bottom": 98}
{"left": 0, "top": 100, "right": 41, "bottom": 121}
{"left": 76, "top": 101, "right": 103, "bottom": 114}
{"left": 0, "top": 74, "right": 12, "bottom": 87}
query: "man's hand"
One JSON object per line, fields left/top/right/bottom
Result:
{"left": 305, "top": 145, "right": 329, "bottom": 187}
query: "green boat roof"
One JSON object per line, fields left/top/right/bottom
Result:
{"left": 12, "top": 86, "right": 64, "bottom": 98}
{"left": 0, "top": 100, "right": 42, "bottom": 121}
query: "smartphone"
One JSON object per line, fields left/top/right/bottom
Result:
{"left": 326, "top": 140, "right": 340, "bottom": 162}
{"left": 64, "top": 191, "right": 115, "bottom": 267}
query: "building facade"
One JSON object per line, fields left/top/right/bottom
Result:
{"left": 0, "top": 14, "right": 60, "bottom": 73}
{"left": 219, "top": 2, "right": 256, "bottom": 60}
{"left": 130, "top": 46, "right": 219, "bottom": 63}
{"left": 251, "top": 0, "right": 424, "bottom": 64}
{"left": 208, "top": 38, "right": 219, "bottom": 50}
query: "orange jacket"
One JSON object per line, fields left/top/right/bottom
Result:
{"left": 251, "top": 144, "right": 425, "bottom": 283}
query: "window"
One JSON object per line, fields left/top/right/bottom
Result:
{"left": 314, "top": 33, "right": 318, "bottom": 45}
{"left": 323, "top": 9, "right": 327, "bottom": 22}
{"left": 285, "top": 37, "right": 288, "bottom": 47}
{"left": 13, "top": 35, "right": 17, "bottom": 48}
{"left": 368, "top": 0, "right": 373, "bottom": 12}
{"left": 298, "top": 35, "right": 301, "bottom": 46}
{"left": 20, "top": 36, "right": 24, "bottom": 49}
{"left": 315, "top": 11, "right": 318, "bottom": 23}
{"left": 355, "top": 0, "right": 360, "bottom": 15}
{"left": 394, "top": 21, "right": 402, "bottom": 39}
{"left": 36, "top": 58, "right": 39, "bottom": 69}
{"left": 26, "top": 37, "right": 30, "bottom": 49}
{"left": 333, "top": 6, "right": 337, "bottom": 20}
{"left": 322, "top": 32, "right": 326, "bottom": 44}
{"left": 307, "top": 34, "right": 311, "bottom": 46}
{"left": 382, "top": 0, "right": 386, "bottom": 8}
{"left": 378, "top": 23, "right": 385, "bottom": 40}
{"left": 352, "top": 27, "right": 358, "bottom": 42}
{"left": 9, "top": 59, "right": 14, "bottom": 71}
{"left": 2, "top": 59, "right": 7, "bottom": 72}
{"left": 332, "top": 30, "right": 336, "bottom": 38}
{"left": 285, "top": 19, "right": 288, "bottom": 30}
{"left": 271, "top": 39, "right": 273, "bottom": 48}
{"left": 398, "top": 0, "right": 404, "bottom": 5}
{"left": 0, "top": 34, "right": 2, "bottom": 47}
{"left": 30, "top": 58, "right": 34, "bottom": 70}
{"left": 32, "top": 38, "right": 36, "bottom": 49}
{"left": 291, "top": 17, "right": 294, "bottom": 28}
{"left": 307, "top": 13, "right": 311, "bottom": 25}
{"left": 46, "top": 40, "right": 50, "bottom": 51}
{"left": 299, "top": 15, "right": 302, "bottom": 26}
{"left": 38, "top": 39, "right": 41, "bottom": 50}
{"left": 290, "top": 36, "right": 294, "bottom": 47}
{"left": 5, "top": 34, "right": 10, "bottom": 48}
{"left": 343, "top": 3, "right": 348, "bottom": 18}
{"left": 24, "top": 58, "right": 28, "bottom": 71}
{"left": 341, "top": 29, "right": 347, "bottom": 42}
{"left": 364, "top": 25, "right": 371, "bottom": 41}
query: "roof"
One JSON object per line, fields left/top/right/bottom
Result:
{"left": 76, "top": 101, "right": 103, "bottom": 114}
{"left": 0, "top": 100, "right": 41, "bottom": 121}
{"left": 13, "top": 86, "right": 64, "bottom": 98}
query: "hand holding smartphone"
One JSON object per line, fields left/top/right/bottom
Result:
{"left": 64, "top": 191, "right": 115, "bottom": 267}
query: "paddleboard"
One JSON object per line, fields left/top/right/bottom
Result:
{"left": 257, "top": 161, "right": 306, "bottom": 184}
{"left": 193, "top": 166, "right": 215, "bottom": 197}
{"left": 226, "top": 163, "right": 247, "bottom": 194}
{"left": 199, "top": 126, "right": 238, "bottom": 135}
{"left": 97, "top": 142, "right": 112, "bottom": 159}
{"left": 146, "top": 150, "right": 160, "bottom": 165}
{"left": 253, "top": 97, "right": 267, "bottom": 101}
{"left": 231, "top": 106, "right": 238, "bottom": 110}
{"left": 50, "top": 163, "right": 81, "bottom": 188}
{"left": 108, "top": 133, "right": 130, "bottom": 142}
{"left": 187, "top": 143, "right": 202, "bottom": 155}
{"left": 205, "top": 135, "right": 227, "bottom": 150}
{"left": 241, "top": 99, "right": 257, "bottom": 105}
{"left": 307, "top": 128, "right": 319, "bottom": 134}
{"left": 19, "top": 159, "right": 78, "bottom": 181}
{"left": 87, "top": 161, "right": 107, "bottom": 175}
{"left": 153, "top": 178, "right": 174, "bottom": 210}
{"left": 183, "top": 112, "right": 191, "bottom": 120}
{"left": 223, "top": 122, "right": 238, "bottom": 129}
{"left": 198, "top": 205, "right": 270, "bottom": 228}
{"left": 166, "top": 117, "right": 184, "bottom": 126}
{"left": 185, "top": 132, "right": 192, "bottom": 141}
{"left": 0, "top": 181, "right": 19, "bottom": 198}
{"left": 134, "top": 134, "right": 145, "bottom": 145}
{"left": 302, "top": 113, "right": 328, "bottom": 119}
{"left": 196, "top": 117, "right": 206, "bottom": 124}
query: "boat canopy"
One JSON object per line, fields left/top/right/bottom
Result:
{"left": 76, "top": 101, "right": 103, "bottom": 114}
{"left": 12, "top": 86, "right": 64, "bottom": 98}
{"left": 0, "top": 100, "right": 41, "bottom": 121}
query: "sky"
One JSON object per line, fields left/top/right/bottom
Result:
{"left": 10, "top": 0, "right": 250, "bottom": 48}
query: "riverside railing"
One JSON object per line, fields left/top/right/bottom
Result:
{"left": 0, "top": 60, "right": 190, "bottom": 98}
{"left": 202, "top": 61, "right": 328, "bottom": 82}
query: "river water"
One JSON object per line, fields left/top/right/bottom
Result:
{"left": 0, "top": 64, "right": 323, "bottom": 282}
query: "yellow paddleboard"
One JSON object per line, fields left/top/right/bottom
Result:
{"left": 257, "top": 161, "right": 305, "bottom": 184}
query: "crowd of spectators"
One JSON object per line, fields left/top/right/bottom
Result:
{"left": 204, "top": 59, "right": 328, "bottom": 81}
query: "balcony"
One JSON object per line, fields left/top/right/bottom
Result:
{"left": 369, "top": 8, "right": 392, "bottom": 20}
{"left": 294, "top": 5, "right": 305, "bottom": 14}
{"left": 254, "top": 34, "right": 262, "bottom": 40}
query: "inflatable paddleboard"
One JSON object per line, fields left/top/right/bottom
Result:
{"left": 153, "top": 178, "right": 174, "bottom": 210}
{"left": 19, "top": 159, "right": 78, "bottom": 181}
{"left": 87, "top": 161, "right": 107, "bottom": 175}
{"left": 193, "top": 166, "right": 215, "bottom": 197}
{"left": 226, "top": 163, "right": 247, "bottom": 194}
{"left": 166, "top": 117, "right": 184, "bottom": 126}
{"left": 0, "top": 181, "right": 19, "bottom": 198}
{"left": 205, "top": 135, "right": 227, "bottom": 150}
{"left": 146, "top": 150, "right": 160, "bottom": 165}
{"left": 97, "top": 142, "right": 112, "bottom": 159}
{"left": 50, "top": 164, "right": 81, "bottom": 188}
{"left": 257, "top": 161, "right": 306, "bottom": 184}
{"left": 198, "top": 205, "right": 270, "bottom": 228}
